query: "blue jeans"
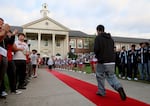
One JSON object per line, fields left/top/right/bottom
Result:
{"left": 138, "top": 63, "right": 149, "bottom": 80}
{"left": 96, "top": 63, "right": 122, "bottom": 95}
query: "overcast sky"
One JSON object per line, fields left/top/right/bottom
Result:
{"left": 1, "top": 0, "right": 150, "bottom": 39}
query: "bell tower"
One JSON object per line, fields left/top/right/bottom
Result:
{"left": 40, "top": 3, "right": 49, "bottom": 17}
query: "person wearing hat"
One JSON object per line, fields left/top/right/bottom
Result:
{"left": 13, "top": 33, "right": 29, "bottom": 89}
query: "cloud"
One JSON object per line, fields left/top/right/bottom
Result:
{"left": 0, "top": 0, "right": 150, "bottom": 39}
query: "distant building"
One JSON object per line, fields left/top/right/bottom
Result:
{"left": 10, "top": 3, "right": 150, "bottom": 58}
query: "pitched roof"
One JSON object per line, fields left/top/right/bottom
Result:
{"left": 10, "top": 26, "right": 23, "bottom": 33}
{"left": 22, "top": 16, "right": 70, "bottom": 31}
{"left": 69, "top": 30, "right": 93, "bottom": 37}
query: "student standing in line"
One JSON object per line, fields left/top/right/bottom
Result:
{"left": 30, "top": 49, "right": 38, "bottom": 78}
{"left": 13, "top": 33, "right": 29, "bottom": 89}
{"left": 127, "top": 44, "right": 138, "bottom": 80}
{"left": 0, "top": 18, "right": 10, "bottom": 98}
{"left": 47, "top": 56, "right": 54, "bottom": 70}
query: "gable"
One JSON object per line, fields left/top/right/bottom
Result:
{"left": 22, "top": 17, "right": 69, "bottom": 31}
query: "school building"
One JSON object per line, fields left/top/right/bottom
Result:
{"left": 11, "top": 3, "right": 149, "bottom": 58}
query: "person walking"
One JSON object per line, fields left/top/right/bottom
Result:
{"left": 94, "top": 24, "right": 126, "bottom": 101}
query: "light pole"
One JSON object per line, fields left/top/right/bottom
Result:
{"left": 28, "top": 40, "right": 31, "bottom": 52}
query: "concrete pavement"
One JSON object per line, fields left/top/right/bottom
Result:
{"left": 0, "top": 68, "right": 150, "bottom": 106}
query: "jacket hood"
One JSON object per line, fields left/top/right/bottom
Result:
{"left": 101, "top": 32, "right": 111, "bottom": 39}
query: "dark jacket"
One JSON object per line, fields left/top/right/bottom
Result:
{"left": 137, "top": 48, "right": 148, "bottom": 63}
{"left": 119, "top": 50, "right": 128, "bottom": 64}
{"left": 94, "top": 32, "right": 115, "bottom": 63}
{"left": 115, "top": 51, "right": 121, "bottom": 65}
{"left": 0, "top": 35, "right": 15, "bottom": 49}
{"left": 127, "top": 49, "right": 137, "bottom": 64}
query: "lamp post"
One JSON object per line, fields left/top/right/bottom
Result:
{"left": 28, "top": 40, "right": 31, "bottom": 52}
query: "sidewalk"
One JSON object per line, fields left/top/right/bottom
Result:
{"left": 0, "top": 68, "right": 150, "bottom": 106}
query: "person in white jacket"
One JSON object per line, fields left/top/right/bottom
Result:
{"left": 47, "top": 56, "right": 54, "bottom": 70}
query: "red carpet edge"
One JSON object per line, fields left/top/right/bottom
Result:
{"left": 47, "top": 69, "right": 150, "bottom": 106}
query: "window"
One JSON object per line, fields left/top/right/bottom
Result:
{"left": 77, "top": 39, "right": 83, "bottom": 48}
{"left": 56, "top": 40, "right": 60, "bottom": 47}
{"left": 44, "top": 40, "right": 48, "bottom": 46}
{"left": 70, "top": 39, "right": 76, "bottom": 48}
{"left": 84, "top": 39, "right": 89, "bottom": 49}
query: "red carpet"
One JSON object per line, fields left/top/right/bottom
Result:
{"left": 48, "top": 70, "right": 150, "bottom": 106}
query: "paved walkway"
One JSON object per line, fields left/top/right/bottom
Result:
{"left": 0, "top": 68, "right": 150, "bottom": 106}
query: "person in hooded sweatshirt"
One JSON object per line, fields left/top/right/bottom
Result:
{"left": 94, "top": 24, "right": 127, "bottom": 101}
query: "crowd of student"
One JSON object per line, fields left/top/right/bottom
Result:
{"left": 0, "top": 18, "right": 40, "bottom": 98}
{"left": 47, "top": 55, "right": 97, "bottom": 76}
{"left": 1, "top": 17, "right": 150, "bottom": 100}
{"left": 48, "top": 42, "right": 150, "bottom": 82}
{"left": 115, "top": 43, "right": 150, "bottom": 81}
{"left": 47, "top": 41, "right": 150, "bottom": 82}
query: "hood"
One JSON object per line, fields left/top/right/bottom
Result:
{"left": 101, "top": 32, "right": 111, "bottom": 39}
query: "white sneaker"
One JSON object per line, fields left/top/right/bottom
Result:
{"left": 78, "top": 71, "right": 82, "bottom": 73}
{"left": 15, "top": 90, "right": 22, "bottom": 95}
{"left": 134, "top": 78, "right": 138, "bottom": 81}
{"left": 127, "top": 77, "right": 131, "bottom": 80}
{"left": 122, "top": 76, "right": 126, "bottom": 79}
{"left": 11, "top": 90, "right": 22, "bottom": 95}
{"left": 1, "top": 91, "right": 8, "bottom": 96}
{"left": 118, "top": 74, "right": 121, "bottom": 78}
{"left": 83, "top": 72, "right": 86, "bottom": 74}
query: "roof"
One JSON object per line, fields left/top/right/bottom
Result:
{"left": 112, "top": 36, "right": 149, "bottom": 43}
{"left": 10, "top": 25, "right": 149, "bottom": 44}
{"left": 69, "top": 30, "right": 93, "bottom": 37}
{"left": 88, "top": 34, "right": 149, "bottom": 43}
{"left": 22, "top": 16, "right": 70, "bottom": 31}
{"left": 10, "top": 26, "right": 23, "bottom": 33}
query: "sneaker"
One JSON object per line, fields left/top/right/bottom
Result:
{"left": 11, "top": 90, "right": 22, "bottom": 95}
{"left": 122, "top": 76, "right": 126, "bottom": 80}
{"left": 83, "top": 72, "right": 86, "bottom": 74}
{"left": 33, "top": 75, "right": 37, "bottom": 78}
{"left": 96, "top": 92, "right": 105, "bottom": 96}
{"left": 15, "top": 90, "right": 22, "bottom": 95}
{"left": 118, "top": 87, "right": 127, "bottom": 101}
{"left": 1, "top": 91, "right": 8, "bottom": 97}
{"left": 127, "top": 77, "right": 131, "bottom": 80}
{"left": 78, "top": 71, "right": 82, "bottom": 73}
{"left": 134, "top": 78, "right": 138, "bottom": 81}
{"left": 118, "top": 74, "right": 121, "bottom": 78}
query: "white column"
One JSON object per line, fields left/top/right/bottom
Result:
{"left": 65, "top": 34, "right": 69, "bottom": 56}
{"left": 52, "top": 34, "right": 55, "bottom": 56}
{"left": 38, "top": 33, "right": 41, "bottom": 53}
